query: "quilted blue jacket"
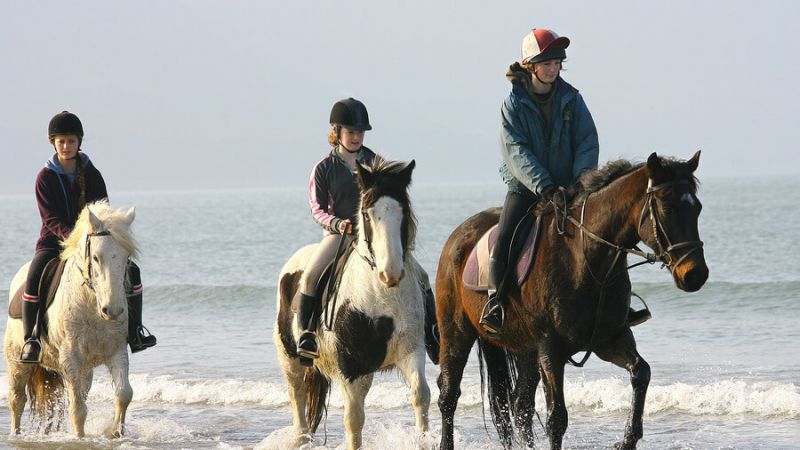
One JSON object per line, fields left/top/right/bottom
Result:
{"left": 499, "top": 71, "right": 599, "bottom": 198}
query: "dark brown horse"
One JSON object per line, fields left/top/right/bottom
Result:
{"left": 435, "top": 152, "right": 708, "bottom": 450}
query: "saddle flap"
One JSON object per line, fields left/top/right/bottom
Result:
{"left": 462, "top": 215, "right": 542, "bottom": 292}
{"left": 8, "top": 258, "right": 66, "bottom": 320}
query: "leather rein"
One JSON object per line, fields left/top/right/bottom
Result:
{"left": 77, "top": 230, "right": 112, "bottom": 292}
{"left": 551, "top": 178, "right": 704, "bottom": 367}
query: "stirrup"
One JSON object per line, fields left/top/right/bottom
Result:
{"left": 19, "top": 338, "right": 42, "bottom": 364}
{"left": 296, "top": 331, "right": 319, "bottom": 360}
{"left": 130, "top": 326, "right": 157, "bottom": 353}
{"left": 627, "top": 308, "right": 652, "bottom": 327}
{"left": 479, "top": 299, "right": 504, "bottom": 337}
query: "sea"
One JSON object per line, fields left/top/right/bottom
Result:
{"left": 0, "top": 176, "right": 798, "bottom": 449}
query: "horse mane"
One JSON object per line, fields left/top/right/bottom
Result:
{"left": 573, "top": 159, "right": 641, "bottom": 204}
{"left": 360, "top": 156, "right": 418, "bottom": 252}
{"left": 60, "top": 200, "right": 140, "bottom": 261}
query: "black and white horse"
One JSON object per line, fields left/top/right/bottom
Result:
{"left": 274, "top": 159, "right": 430, "bottom": 450}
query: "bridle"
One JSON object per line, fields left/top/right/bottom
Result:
{"left": 551, "top": 177, "right": 704, "bottom": 366}
{"left": 356, "top": 209, "right": 377, "bottom": 270}
{"left": 77, "top": 230, "right": 111, "bottom": 291}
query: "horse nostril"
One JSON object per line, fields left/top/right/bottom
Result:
{"left": 102, "top": 306, "right": 109, "bottom": 316}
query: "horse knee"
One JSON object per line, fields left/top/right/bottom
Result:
{"left": 631, "top": 358, "right": 651, "bottom": 388}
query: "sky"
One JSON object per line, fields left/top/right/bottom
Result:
{"left": 1, "top": 1, "right": 798, "bottom": 195}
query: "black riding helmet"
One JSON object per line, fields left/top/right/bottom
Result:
{"left": 48, "top": 111, "right": 84, "bottom": 138}
{"left": 329, "top": 98, "right": 372, "bottom": 131}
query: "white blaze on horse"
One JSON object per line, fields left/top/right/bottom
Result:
{"left": 274, "top": 159, "right": 431, "bottom": 450}
{"left": 3, "top": 201, "right": 138, "bottom": 438}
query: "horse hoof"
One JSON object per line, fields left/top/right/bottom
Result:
{"left": 613, "top": 440, "right": 636, "bottom": 450}
{"left": 104, "top": 427, "right": 122, "bottom": 439}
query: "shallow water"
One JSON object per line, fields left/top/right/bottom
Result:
{"left": 0, "top": 177, "right": 798, "bottom": 449}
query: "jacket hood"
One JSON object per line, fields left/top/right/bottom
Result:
{"left": 45, "top": 152, "right": 90, "bottom": 175}
{"left": 506, "top": 62, "right": 577, "bottom": 104}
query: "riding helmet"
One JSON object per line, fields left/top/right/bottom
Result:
{"left": 329, "top": 98, "right": 372, "bottom": 131}
{"left": 48, "top": 111, "right": 84, "bottom": 137}
{"left": 521, "top": 28, "right": 570, "bottom": 64}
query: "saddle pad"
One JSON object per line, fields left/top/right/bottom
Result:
{"left": 8, "top": 258, "right": 66, "bottom": 320}
{"left": 462, "top": 215, "right": 542, "bottom": 292}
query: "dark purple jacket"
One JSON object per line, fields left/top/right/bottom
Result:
{"left": 35, "top": 153, "right": 108, "bottom": 252}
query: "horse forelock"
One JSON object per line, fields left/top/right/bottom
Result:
{"left": 60, "top": 200, "right": 140, "bottom": 261}
{"left": 359, "top": 161, "right": 417, "bottom": 253}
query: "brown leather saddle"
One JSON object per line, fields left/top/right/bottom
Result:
{"left": 462, "top": 214, "right": 542, "bottom": 292}
{"left": 8, "top": 258, "right": 67, "bottom": 329}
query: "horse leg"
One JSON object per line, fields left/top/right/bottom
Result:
{"left": 60, "top": 360, "right": 88, "bottom": 437}
{"left": 342, "top": 374, "right": 373, "bottom": 450}
{"left": 512, "top": 350, "right": 540, "bottom": 448}
{"left": 6, "top": 361, "right": 33, "bottom": 434}
{"left": 437, "top": 325, "right": 476, "bottom": 450}
{"left": 538, "top": 350, "right": 567, "bottom": 450}
{"left": 104, "top": 350, "right": 132, "bottom": 438}
{"left": 280, "top": 355, "right": 313, "bottom": 447}
{"left": 396, "top": 348, "right": 431, "bottom": 433}
{"left": 595, "top": 329, "right": 650, "bottom": 450}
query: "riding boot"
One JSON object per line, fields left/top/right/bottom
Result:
{"left": 19, "top": 299, "right": 42, "bottom": 364}
{"left": 127, "top": 289, "right": 157, "bottom": 353}
{"left": 296, "top": 293, "right": 320, "bottom": 364}
{"left": 422, "top": 287, "right": 440, "bottom": 363}
{"left": 479, "top": 290, "right": 505, "bottom": 337}
{"left": 627, "top": 307, "right": 651, "bottom": 327}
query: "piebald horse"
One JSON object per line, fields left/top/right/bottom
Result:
{"left": 274, "top": 159, "right": 430, "bottom": 450}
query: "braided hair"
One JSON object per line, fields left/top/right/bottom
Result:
{"left": 75, "top": 152, "right": 87, "bottom": 211}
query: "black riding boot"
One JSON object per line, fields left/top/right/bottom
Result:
{"left": 296, "top": 293, "right": 320, "bottom": 364}
{"left": 423, "top": 288, "right": 440, "bottom": 363}
{"left": 127, "top": 291, "right": 157, "bottom": 353}
{"left": 20, "top": 300, "right": 42, "bottom": 364}
{"left": 627, "top": 307, "right": 651, "bottom": 326}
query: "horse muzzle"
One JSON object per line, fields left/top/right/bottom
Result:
{"left": 100, "top": 304, "right": 125, "bottom": 320}
{"left": 673, "top": 259, "right": 709, "bottom": 292}
{"left": 379, "top": 268, "right": 405, "bottom": 288}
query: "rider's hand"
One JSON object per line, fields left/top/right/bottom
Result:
{"left": 337, "top": 219, "right": 353, "bottom": 235}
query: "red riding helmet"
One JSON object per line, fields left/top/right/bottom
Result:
{"left": 521, "top": 29, "right": 570, "bottom": 64}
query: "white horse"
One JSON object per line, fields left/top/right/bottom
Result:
{"left": 274, "top": 159, "right": 431, "bottom": 450}
{"left": 3, "top": 201, "right": 138, "bottom": 438}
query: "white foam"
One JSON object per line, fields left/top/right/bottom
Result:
{"left": 1, "top": 373, "right": 796, "bottom": 418}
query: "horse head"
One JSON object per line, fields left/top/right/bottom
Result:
{"left": 356, "top": 158, "right": 417, "bottom": 288}
{"left": 641, "top": 151, "right": 709, "bottom": 292}
{"left": 64, "top": 202, "right": 138, "bottom": 320}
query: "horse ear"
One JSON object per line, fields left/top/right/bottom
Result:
{"left": 397, "top": 160, "right": 415, "bottom": 186}
{"left": 87, "top": 208, "right": 103, "bottom": 233}
{"left": 122, "top": 207, "right": 136, "bottom": 226}
{"left": 686, "top": 150, "right": 701, "bottom": 173}
{"left": 646, "top": 152, "right": 663, "bottom": 179}
{"left": 356, "top": 162, "right": 374, "bottom": 190}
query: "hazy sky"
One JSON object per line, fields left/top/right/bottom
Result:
{"left": 2, "top": 1, "right": 797, "bottom": 195}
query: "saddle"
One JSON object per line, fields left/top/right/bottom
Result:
{"left": 8, "top": 258, "right": 67, "bottom": 332}
{"left": 462, "top": 214, "right": 542, "bottom": 292}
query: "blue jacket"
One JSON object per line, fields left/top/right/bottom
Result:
{"left": 499, "top": 66, "right": 599, "bottom": 198}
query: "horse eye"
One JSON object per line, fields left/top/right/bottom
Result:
{"left": 93, "top": 255, "right": 100, "bottom": 264}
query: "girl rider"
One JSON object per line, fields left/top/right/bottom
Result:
{"left": 296, "top": 98, "right": 437, "bottom": 361}
{"left": 479, "top": 29, "right": 650, "bottom": 336}
{"left": 19, "top": 111, "right": 156, "bottom": 363}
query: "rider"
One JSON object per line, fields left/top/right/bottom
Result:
{"left": 296, "top": 98, "right": 437, "bottom": 361}
{"left": 479, "top": 29, "right": 651, "bottom": 336}
{"left": 19, "top": 111, "right": 156, "bottom": 364}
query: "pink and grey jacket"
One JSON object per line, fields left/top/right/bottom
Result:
{"left": 308, "top": 146, "right": 376, "bottom": 235}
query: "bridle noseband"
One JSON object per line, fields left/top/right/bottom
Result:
{"left": 79, "top": 230, "right": 111, "bottom": 291}
{"left": 637, "top": 179, "right": 705, "bottom": 274}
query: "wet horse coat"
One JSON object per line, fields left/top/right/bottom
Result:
{"left": 274, "top": 159, "right": 430, "bottom": 450}
{"left": 435, "top": 152, "right": 709, "bottom": 450}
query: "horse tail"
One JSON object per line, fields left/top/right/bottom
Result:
{"left": 26, "top": 365, "right": 65, "bottom": 432}
{"left": 303, "top": 366, "right": 330, "bottom": 434}
{"left": 477, "top": 337, "right": 517, "bottom": 448}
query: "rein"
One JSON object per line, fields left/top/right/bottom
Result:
{"left": 77, "top": 230, "right": 111, "bottom": 291}
{"left": 553, "top": 179, "right": 703, "bottom": 367}
{"left": 357, "top": 210, "right": 378, "bottom": 270}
